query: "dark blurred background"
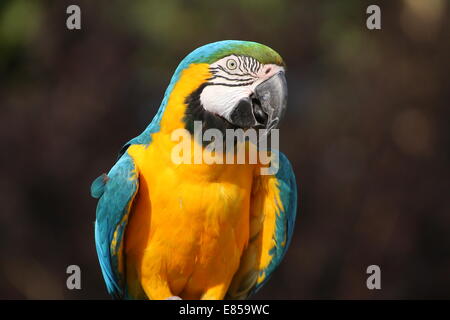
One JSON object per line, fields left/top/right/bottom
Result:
{"left": 0, "top": 0, "right": 449, "bottom": 299}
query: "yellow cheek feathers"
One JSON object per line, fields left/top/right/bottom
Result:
{"left": 159, "top": 63, "right": 211, "bottom": 133}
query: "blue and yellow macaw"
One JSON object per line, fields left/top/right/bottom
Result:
{"left": 91, "top": 40, "right": 298, "bottom": 300}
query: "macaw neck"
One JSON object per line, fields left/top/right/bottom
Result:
{"left": 157, "top": 63, "right": 211, "bottom": 134}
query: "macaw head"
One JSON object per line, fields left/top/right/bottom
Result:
{"left": 165, "top": 40, "right": 287, "bottom": 135}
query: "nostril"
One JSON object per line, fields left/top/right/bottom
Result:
{"left": 265, "top": 67, "right": 271, "bottom": 74}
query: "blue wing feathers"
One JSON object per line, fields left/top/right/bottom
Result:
{"left": 276, "top": 152, "right": 298, "bottom": 255}
{"left": 93, "top": 152, "right": 138, "bottom": 298}
{"left": 90, "top": 174, "right": 108, "bottom": 198}
{"left": 252, "top": 151, "right": 298, "bottom": 295}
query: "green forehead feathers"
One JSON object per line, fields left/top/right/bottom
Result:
{"left": 183, "top": 40, "right": 284, "bottom": 67}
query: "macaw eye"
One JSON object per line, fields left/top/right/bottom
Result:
{"left": 226, "top": 59, "right": 238, "bottom": 70}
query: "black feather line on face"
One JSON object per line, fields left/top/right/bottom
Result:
{"left": 183, "top": 83, "right": 238, "bottom": 143}
{"left": 249, "top": 57, "right": 255, "bottom": 73}
{"left": 237, "top": 57, "right": 245, "bottom": 73}
{"left": 208, "top": 74, "right": 255, "bottom": 82}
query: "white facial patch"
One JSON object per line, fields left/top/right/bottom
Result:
{"left": 200, "top": 85, "right": 252, "bottom": 118}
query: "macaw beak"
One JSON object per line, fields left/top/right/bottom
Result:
{"left": 254, "top": 71, "right": 288, "bottom": 131}
{"left": 228, "top": 71, "right": 288, "bottom": 132}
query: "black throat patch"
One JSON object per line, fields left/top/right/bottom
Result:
{"left": 183, "top": 83, "right": 238, "bottom": 138}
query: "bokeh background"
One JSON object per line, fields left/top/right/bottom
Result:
{"left": 0, "top": 0, "right": 449, "bottom": 299}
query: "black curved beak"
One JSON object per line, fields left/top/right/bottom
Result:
{"left": 254, "top": 71, "right": 287, "bottom": 131}
{"left": 228, "top": 71, "right": 288, "bottom": 132}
